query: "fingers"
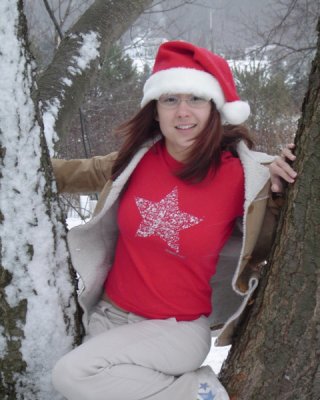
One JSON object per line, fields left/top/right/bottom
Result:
{"left": 270, "top": 177, "right": 283, "bottom": 193}
{"left": 281, "top": 143, "right": 296, "bottom": 162}
{"left": 269, "top": 144, "right": 297, "bottom": 193}
{"left": 270, "top": 156, "right": 297, "bottom": 183}
{"left": 270, "top": 164, "right": 286, "bottom": 192}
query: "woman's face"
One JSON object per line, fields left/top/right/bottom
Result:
{"left": 156, "top": 94, "right": 212, "bottom": 162}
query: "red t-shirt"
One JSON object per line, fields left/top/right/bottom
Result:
{"left": 105, "top": 141, "right": 244, "bottom": 320}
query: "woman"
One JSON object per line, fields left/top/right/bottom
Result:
{"left": 51, "top": 41, "right": 296, "bottom": 400}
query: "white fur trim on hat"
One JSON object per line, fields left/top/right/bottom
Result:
{"left": 141, "top": 67, "right": 250, "bottom": 124}
{"left": 141, "top": 68, "right": 225, "bottom": 109}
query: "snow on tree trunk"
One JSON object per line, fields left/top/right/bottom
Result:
{"left": 0, "top": 2, "right": 81, "bottom": 399}
{"left": 219, "top": 18, "right": 320, "bottom": 400}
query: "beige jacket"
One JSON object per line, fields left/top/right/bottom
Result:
{"left": 52, "top": 139, "right": 280, "bottom": 346}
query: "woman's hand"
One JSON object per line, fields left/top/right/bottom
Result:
{"left": 269, "top": 143, "right": 297, "bottom": 193}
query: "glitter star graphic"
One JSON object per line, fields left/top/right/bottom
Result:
{"left": 135, "top": 187, "right": 203, "bottom": 253}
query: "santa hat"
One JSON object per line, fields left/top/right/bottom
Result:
{"left": 141, "top": 41, "right": 250, "bottom": 125}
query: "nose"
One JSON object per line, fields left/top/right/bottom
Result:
{"left": 175, "top": 99, "right": 191, "bottom": 117}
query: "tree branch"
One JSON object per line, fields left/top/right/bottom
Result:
{"left": 36, "top": 0, "right": 152, "bottom": 143}
{"left": 42, "top": 0, "right": 64, "bottom": 40}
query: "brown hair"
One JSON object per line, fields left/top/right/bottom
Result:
{"left": 111, "top": 101, "right": 253, "bottom": 182}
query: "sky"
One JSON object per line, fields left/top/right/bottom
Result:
{"left": 129, "top": 0, "right": 276, "bottom": 56}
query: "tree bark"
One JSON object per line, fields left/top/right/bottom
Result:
{"left": 36, "top": 0, "right": 152, "bottom": 144}
{"left": 0, "top": 2, "right": 81, "bottom": 399}
{"left": 219, "top": 18, "right": 320, "bottom": 400}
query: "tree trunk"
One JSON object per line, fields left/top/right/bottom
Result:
{"left": 0, "top": 2, "right": 82, "bottom": 399}
{"left": 219, "top": 18, "right": 320, "bottom": 400}
{"left": 36, "top": 0, "right": 152, "bottom": 146}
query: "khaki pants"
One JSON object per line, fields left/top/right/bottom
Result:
{"left": 52, "top": 299, "right": 212, "bottom": 400}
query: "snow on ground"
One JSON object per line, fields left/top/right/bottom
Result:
{"left": 203, "top": 339, "right": 230, "bottom": 374}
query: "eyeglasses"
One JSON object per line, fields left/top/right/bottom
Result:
{"left": 157, "top": 94, "right": 211, "bottom": 109}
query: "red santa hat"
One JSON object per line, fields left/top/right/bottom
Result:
{"left": 141, "top": 40, "right": 250, "bottom": 125}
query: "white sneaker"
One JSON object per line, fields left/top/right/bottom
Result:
{"left": 196, "top": 366, "right": 230, "bottom": 400}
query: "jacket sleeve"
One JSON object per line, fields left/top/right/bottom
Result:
{"left": 51, "top": 152, "right": 118, "bottom": 194}
{"left": 254, "top": 196, "right": 282, "bottom": 257}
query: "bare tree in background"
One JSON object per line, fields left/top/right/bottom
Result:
{"left": 233, "top": 62, "right": 297, "bottom": 154}
{"left": 255, "top": 0, "right": 318, "bottom": 60}
{"left": 250, "top": 0, "right": 319, "bottom": 106}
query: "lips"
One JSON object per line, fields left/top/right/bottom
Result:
{"left": 175, "top": 124, "right": 196, "bottom": 130}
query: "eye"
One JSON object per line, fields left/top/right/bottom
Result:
{"left": 189, "top": 95, "right": 208, "bottom": 105}
{"left": 159, "top": 95, "right": 179, "bottom": 106}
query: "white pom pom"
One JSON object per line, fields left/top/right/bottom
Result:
{"left": 220, "top": 101, "right": 250, "bottom": 125}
